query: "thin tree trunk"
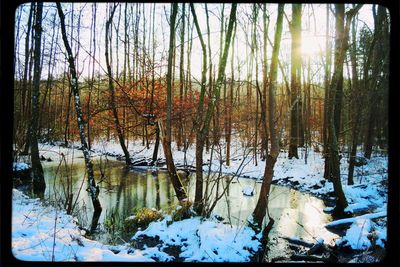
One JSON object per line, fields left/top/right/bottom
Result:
{"left": 225, "top": 19, "right": 236, "bottom": 167}
{"left": 105, "top": 4, "right": 131, "bottom": 165}
{"left": 289, "top": 4, "right": 301, "bottom": 159}
{"left": 191, "top": 3, "right": 237, "bottom": 215}
{"left": 260, "top": 4, "right": 269, "bottom": 160}
{"left": 31, "top": 2, "right": 45, "bottom": 195}
{"left": 177, "top": 3, "right": 185, "bottom": 151}
{"left": 325, "top": 4, "right": 362, "bottom": 215}
{"left": 323, "top": 4, "right": 331, "bottom": 158}
{"left": 57, "top": 3, "right": 102, "bottom": 231}
{"left": 348, "top": 12, "right": 360, "bottom": 185}
{"left": 162, "top": 3, "right": 187, "bottom": 202}
{"left": 252, "top": 4, "right": 284, "bottom": 229}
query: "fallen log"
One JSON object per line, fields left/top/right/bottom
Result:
{"left": 291, "top": 254, "right": 330, "bottom": 263}
{"left": 307, "top": 238, "right": 324, "bottom": 255}
{"left": 283, "top": 237, "right": 314, "bottom": 248}
{"left": 325, "top": 211, "right": 386, "bottom": 229}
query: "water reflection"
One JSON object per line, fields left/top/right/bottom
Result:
{"left": 42, "top": 158, "right": 337, "bottom": 244}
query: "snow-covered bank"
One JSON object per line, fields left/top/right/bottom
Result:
{"left": 132, "top": 216, "right": 261, "bottom": 262}
{"left": 12, "top": 189, "right": 153, "bottom": 261}
{"left": 12, "top": 189, "right": 261, "bottom": 262}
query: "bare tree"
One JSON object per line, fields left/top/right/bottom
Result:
{"left": 162, "top": 3, "right": 187, "bottom": 202}
{"left": 324, "top": 4, "right": 362, "bottom": 215}
{"left": 252, "top": 3, "right": 285, "bottom": 229}
{"left": 105, "top": 4, "right": 132, "bottom": 165}
{"left": 56, "top": 2, "right": 102, "bottom": 232}
{"left": 31, "top": 2, "right": 45, "bottom": 195}
{"left": 288, "top": 4, "right": 301, "bottom": 159}
{"left": 191, "top": 3, "right": 237, "bottom": 215}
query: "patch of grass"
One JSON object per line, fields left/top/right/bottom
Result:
{"left": 124, "top": 207, "right": 164, "bottom": 234}
{"left": 164, "top": 200, "right": 193, "bottom": 222}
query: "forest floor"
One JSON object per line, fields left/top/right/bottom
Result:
{"left": 11, "top": 140, "right": 388, "bottom": 262}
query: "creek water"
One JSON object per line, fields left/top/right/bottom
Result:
{"left": 42, "top": 156, "right": 338, "bottom": 258}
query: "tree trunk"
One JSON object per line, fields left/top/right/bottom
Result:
{"left": 324, "top": 4, "right": 362, "bottom": 215}
{"left": 192, "top": 3, "right": 237, "bottom": 215}
{"left": 57, "top": 3, "right": 102, "bottom": 231}
{"left": 31, "top": 2, "right": 45, "bottom": 195}
{"left": 260, "top": 4, "right": 269, "bottom": 160}
{"left": 20, "top": 2, "right": 34, "bottom": 154}
{"left": 288, "top": 4, "right": 301, "bottom": 159}
{"left": 105, "top": 4, "right": 131, "bottom": 165}
{"left": 323, "top": 4, "right": 331, "bottom": 163}
{"left": 347, "top": 12, "right": 360, "bottom": 185}
{"left": 190, "top": 3, "right": 209, "bottom": 213}
{"left": 364, "top": 5, "right": 387, "bottom": 159}
{"left": 252, "top": 4, "right": 284, "bottom": 230}
{"left": 225, "top": 19, "right": 236, "bottom": 167}
{"left": 177, "top": 3, "right": 185, "bottom": 151}
{"left": 162, "top": 3, "right": 187, "bottom": 202}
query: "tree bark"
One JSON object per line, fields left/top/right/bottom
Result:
{"left": 57, "top": 3, "right": 102, "bottom": 231}
{"left": 252, "top": 4, "right": 284, "bottom": 229}
{"left": 288, "top": 4, "right": 301, "bottom": 159}
{"left": 324, "top": 4, "right": 362, "bottom": 215}
{"left": 105, "top": 4, "right": 131, "bottom": 165}
{"left": 31, "top": 2, "right": 46, "bottom": 195}
{"left": 347, "top": 12, "right": 360, "bottom": 185}
{"left": 162, "top": 3, "right": 187, "bottom": 202}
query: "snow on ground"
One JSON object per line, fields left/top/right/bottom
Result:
{"left": 12, "top": 188, "right": 260, "bottom": 262}
{"left": 339, "top": 219, "right": 372, "bottom": 250}
{"left": 12, "top": 189, "right": 153, "bottom": 262}
{"left": 13, "top": 162, "right": 30, "bottom": 171}
{"left": 132, "top": 216, "right": 261, "bottom": 262}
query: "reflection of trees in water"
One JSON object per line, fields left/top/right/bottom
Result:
{"left": 116, "top": 167, "right": 128, "bottom": 218}
{"left": 155, "top": 174, "right": 161, "bottom": 210}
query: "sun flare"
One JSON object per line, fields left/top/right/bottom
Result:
{"left": 301, "top": 35, "right": 325, "bottom": 57}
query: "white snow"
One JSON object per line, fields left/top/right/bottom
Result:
{"left": 12, "top": 189, "right": 154, "bottom": 262}
{"left": 13, "top": 162, "right": 30, "bottom": 171}
{"left": 340, "top": 219, "right": 372, "bottom": 250}
{"left": 133, "top": 217, "right": 261, "bottom": 262}
{"left": 242, "top": 185, "right": 254, "bottom": 196}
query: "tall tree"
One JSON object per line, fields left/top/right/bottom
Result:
{"left": 191, "top": 3, "right": 237, "bottom": 214}
{"left": 347, "top": 10, "right": 360, "bottom": 185}
{"left": 31, "top": 2, "right": 45, "bottom": 195}
{"left": 323, "top": 4, "right": 332, "bottom": 161}
{"left": 177, "top": 3, "right": 186, "bottom": 151}
{"left": 288, "top": 4, "right": 302, "bottom": 159}
{"left": 364, "top": 5, "right": 389, "bottom": 159}
{"left": 324, "top": 4, "right": 362, "bottom": 215}
{"left": 105, "top": 4, "right": 132, "bottom": 165}
{"left": 57, "top": 2, "right": 102, "bottom": 231}
{"left": 190, "top": 3, "right": 209, "bottom": 213}
{"left": 252, "top": 3, "right": 284, "bottom": 229}
{"left": 20, "top": 2, "right": 34, "bottom": 154}
{"left": 260, "top": 4, "right": 269, "bottom": 160}
{"left": 225, "top": 17, "right": 237, "bottom": 166}
{"left": 162, "top": 3, "right": 188, "bottom": 202}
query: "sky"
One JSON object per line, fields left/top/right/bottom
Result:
{"left": 14, "top": 3, "right": 380, "bottom": 85}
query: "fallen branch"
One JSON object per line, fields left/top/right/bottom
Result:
{"left": 325, "top": 211, "right": 386, "bottom": 229}
{"left": 283, "top": 236, "right": 314, "bottom": 248}
{"left": 291, "top": 253, "right": 330, "bottom": 263}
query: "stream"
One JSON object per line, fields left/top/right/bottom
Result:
{"left": 41, "top": 155, "right": 339, "bottom": 260}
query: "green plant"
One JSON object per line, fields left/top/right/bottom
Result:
{"left": 104, "top": 207, "right": 122, "bottom": 235}
{"left": 124, "top": 207, "right": 164, "bottom": 234}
